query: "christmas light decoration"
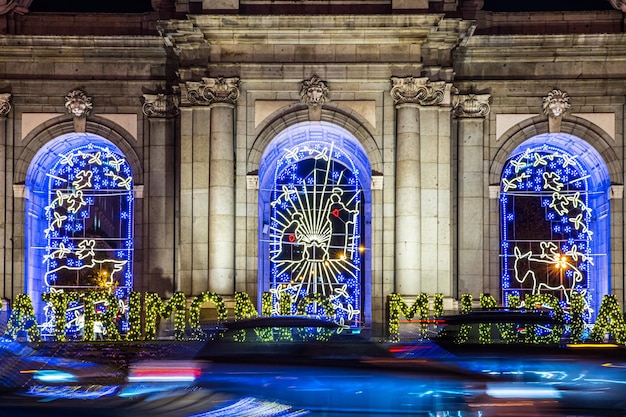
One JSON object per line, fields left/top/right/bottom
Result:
{"left": 433, "top": 293, "right": 444, "bottom": 318}
{"left": 5, "top": 294, "right": 41, "bottom": 342}
{"left": 590, "top": 294, "right": 626, "bottom": 343}
{"left": 40, "top": 290, "right": 80, "bottom": 341}
{"left": 267, "top": 139, "right": 364, "bottom": 327}
{"left": 143, "top": 292, "right": 186, "bottom": 341}
{"left": 82, "top": 291, "right": 121, "bottom": 341}
{"left": 188, "top": 292, "right": 227, "bottom": 340}
{"left": 386, "top": 293, "right": 430, "bottom": 342}
{"left": 39, "top": 142, "right": 134, "bottom": 324}
{"left": 500, "top": 144, "right": 600, "bottom": 319}
{"left": 569, "top": 291, "right": 585, "bottom": 343}
{"left": 125, "top": 292, "right": 142, "bottom": 341}
{"left": 234, "top": 292, "right": 259, "bottom": 320}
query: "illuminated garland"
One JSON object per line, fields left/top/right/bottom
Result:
{"left": 261, "top": 292, "right": 273, "bottom": 316}
{"left": 82, "top": 292, "right": 121, "bottom": 341}
{"left": 569, "top": 291, "right": 585, "bottom": 343}
{"left": 41, "top": 291, "right": 80, "bottom": 341}
{"left": 479, "top": 294, "right": 498, "bottom": 344}
{"left": 508, "top": 295, "right": 521, "bottom": 308}
{"left": 234, "top": 292, "right": 259, "bottom": 320}
{"left": 387, "top": 293, "right": 430, "bottom": 342}
{"left": 590, "top": 294, "right": 626, "bottom": 344}
{"left": 5, "top": 294, "right": 41, "bottom": 342}
{"left": 296, "top": 293, "right": 335, "bottom": 317}
{"left": 433, "top": 293, "right": 444, "bottom": 318}
{"left": 188, "top": 292, "right": 228, "bottom": 340}
{"left": 125, "top": 292, "right": 142, "bottom": 341}
{"left": 523, "top": 293, "right": 562, "bottom": 344}
{"left": 144, "top": 291, "right": 186, "bottom": 341}
{"left": 461, "top": 294, "right": 473, "bottom": 313}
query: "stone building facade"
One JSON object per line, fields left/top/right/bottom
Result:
{"left": 0, "top": 0, "right": 624, "bottom": 335}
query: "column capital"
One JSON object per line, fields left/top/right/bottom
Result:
{"left": 0, "top": 93, "right": 11, "bottom": 118}
{"left": 142, "top": 93, "right": 180, "bottom": 118}
{"left": 390, "top": 76, "right": 452, "bottom": 107}
{"left": 453, "top": 93, "right": 491, "bottom": 118}
{"left": 184, "top": 76, "right": 240, "bottom": 106}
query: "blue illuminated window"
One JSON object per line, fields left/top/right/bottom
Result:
{"left": 500, "top": 137, "right": 610, "bottom": 319}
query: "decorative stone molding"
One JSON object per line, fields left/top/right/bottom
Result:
{"left": 246, "top": 175, "right": 259, "bottom": 190}
{"left": 390, "top": 76, "right": 451, "bottom": 106}
{"left": 453, "top": 93, "right": 491, "bottom": 118}
{"left": 542, "top": 89, "right": 571, "bottom": 133}
{"left": 185, "top": 77, "right": 240, "bottom": 106}
{"left": 65, "top": 89, "right": 93, "bottom": 118}
{"left": 299, "top": 75, "right": 330, "bottom": 121}
{"left": 610, "top": 185, "right": 624, "bottom": 199}
{"left": 610, "top": 0, "right": 626, "bottom": 12}
{"left": 300, "top": 75, "right": 330, "bottom": 109}
{"left": 65, "top": 89, "right": 92, "bottom": 133}
{"left": 489, "top": 185, "right": 500, "bottom": 199}
{"left": 0, "top": 93, "right": 11, "bottom": 118}
{"left": 142, "top": 93, "right": 180, "bottom": 118}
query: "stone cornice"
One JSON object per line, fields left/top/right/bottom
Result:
{"left": 159, "top": 14, "right": 474, "bottom": 72}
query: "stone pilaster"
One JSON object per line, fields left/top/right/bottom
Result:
{"left": 183, "top": 76, "right": 240, "bottom": 295}
{"left": 453, "top": 93, "right": 491, "bottom": 296}
{"left": 142, "top": 93, "right": 179, "bottom": 295}
{"left": 391, "top": 77, "right": 454, "bottom": 297}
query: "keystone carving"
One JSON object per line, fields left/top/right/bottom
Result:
{"left": 0, "top": 93, "right": 11, "bottom": 117}
{"left": 390, "top": 77, "right": 449, "bottom": 106}
{"left": 300, "top": 75, "right": 330, "bottom": 109}
{"left": 453, "top": 94, "right": 491, "bottom": 118}
{"left": 185, "top": 77, "right": 240, "bottom": 105}
{"left": 542, "top": 89, "right": 570, "bottom": 133}
{"left": 65, "top": 89, "right": 93, "bottom": 118}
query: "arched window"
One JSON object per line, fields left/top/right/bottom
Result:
{"left": 500, "top": 134, "right": 611, "bottom": 318}
{"left": 259, "top": 122, "right": 371, "bottom": 327}
{"left": 26, "top": 134, "right": 134, "bottom": 326}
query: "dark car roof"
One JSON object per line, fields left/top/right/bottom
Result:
{"left": 439, "top": 310, "right": 562, "bottom": 325}
{"left": 213, "top": 315, "right": 341, "bottom": 330}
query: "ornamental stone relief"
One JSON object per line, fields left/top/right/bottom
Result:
{"left": 0, "top": 93, "right": 11, "bottom": 117}
{"left": 185, "top": 77, "right": 240, "bottom": 105}
{"left": 453, "top": 94, "right": 491, "bottom": 118}
{"left": 142, "top": 93, "right": 180, "bottom": 118}
{"left": 390, "top": 76, "right": 449, "bottom": 106}
{"left": 64, "top": 89, "right": 93, "bottom": 118}
{"left": 542, "top": 89, "right": 571, "bottom": 133}
{"left": 300, "top": 75, "right": 330, "bottom": 109}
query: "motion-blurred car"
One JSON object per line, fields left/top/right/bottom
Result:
{"left": 391, "top": 310, "right": 626, "bottom": 416}
{"left": 126, "top": 316, "right": 561, "bottom": 416}
{"left": 0, "top": 336, "right": 124, "bottom": 390}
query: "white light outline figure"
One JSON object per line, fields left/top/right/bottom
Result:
{"left": 501, "top": 146, "right": 595, "bottom": 312}
{"left": 269, "top": 141, "right": 362, "bottom": 324}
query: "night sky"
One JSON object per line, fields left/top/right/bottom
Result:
{"left": 28, "top": 0, "right": 616, "bottom": 13}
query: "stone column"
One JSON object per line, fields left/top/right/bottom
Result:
{"left": 390, "top": 77, "right": 454, "bottom": 296}
{"left": 453, "top": 93, "right": 491, "bottom": 297}
{"left": 185, "top": 77, "right": 240, "bottom": 295}
{"left": 180, "top": 84, "right": 211, "bottom": 294}
{"left": 142, "top": 93, "right": 179, "bottom": 296}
